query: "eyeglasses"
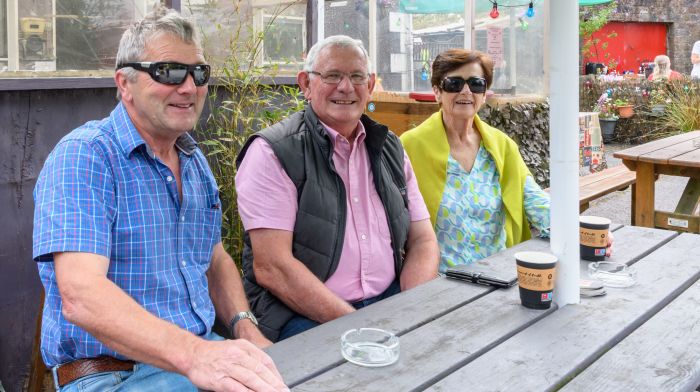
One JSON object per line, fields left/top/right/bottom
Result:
{"left": 116, "top": 62, "right": 211, "bottom": 86}
{"left": 440, "top": 76, "right": 488, "bottom": 94}
{"left": 308, "top": 70, "right": 370, "bottom": 85}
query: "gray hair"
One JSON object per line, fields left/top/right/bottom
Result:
{"left": 115, "top": 5, "right": 200, "bottom": 99}
{"left": 652, "top": 54, "right": 671, "bottom": 80}
{"left": 303, "top": 35, "right": 372, "bottom": 73}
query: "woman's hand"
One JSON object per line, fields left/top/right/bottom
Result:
{"left": 605, "top": 230, "right": 615, "bottom": 257}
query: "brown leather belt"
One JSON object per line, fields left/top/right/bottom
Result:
{"left": 55, "top": 356, "right": 135, "bottom": 387}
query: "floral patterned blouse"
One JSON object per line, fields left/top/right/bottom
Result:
{"left": 435, "top": 144, "right": 550, "bottom": 272}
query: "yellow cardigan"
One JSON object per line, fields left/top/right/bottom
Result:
{"left": 400, "top": 110, "right": 532, "bottom": 247}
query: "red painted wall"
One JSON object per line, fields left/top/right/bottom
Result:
{"left": 584, "top": 22, "right": 667, "bottom": 74}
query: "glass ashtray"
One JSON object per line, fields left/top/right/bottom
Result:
{"left": 588, "top": 262, "right": 637, "bottom": 288}
{"left": 340, "top": 328, "right": 399, "bottom": 367}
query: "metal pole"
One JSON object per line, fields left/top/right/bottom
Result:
{"left": 549, "top": 0, "right": 580, "bottom": 306}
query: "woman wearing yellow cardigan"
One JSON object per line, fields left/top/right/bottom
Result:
{"left": 400, "top": 49, "right": 551, "bottom": 272}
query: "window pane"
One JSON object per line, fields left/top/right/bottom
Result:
{"left": 183, "top": 0, "right": 307, "bottom": 76}
{"left": 1, "top": 0, "right": 154, "bottom": 75}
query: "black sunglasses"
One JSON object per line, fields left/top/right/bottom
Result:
{"left": 440, "top": 76, "right": 488, "bottom": 94}
{"left": 117, "top": 62, "right": 211, "bottom": 86}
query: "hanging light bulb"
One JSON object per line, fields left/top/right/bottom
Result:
{"left": 490, "top": 2, "right": 499, "bottom": 19}
{"left": 518, "top": 16, "right": 529, "bottom": 31}
{"left": 526, "top": 2, "right": 534, "bottom": 18}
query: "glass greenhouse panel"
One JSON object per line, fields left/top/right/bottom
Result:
{"left": 1, "top": 0, "right": 155, "bottom": 74}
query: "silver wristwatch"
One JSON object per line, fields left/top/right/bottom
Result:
{"left": 228, "top": 311, "right": 258, "bottom": 336}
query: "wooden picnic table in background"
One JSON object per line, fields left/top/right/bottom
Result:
{"left": 267, "top": 224, "right": 700, "bottom": 391}
{"left": 614, "top": 130, "right": 700, "bottom": 232}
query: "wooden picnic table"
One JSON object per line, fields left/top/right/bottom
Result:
{"left": 614, "top": 130, "right": 700, "bottom": 232}
{"left": 266, "top": 223, "right": 700, "bottom": 391}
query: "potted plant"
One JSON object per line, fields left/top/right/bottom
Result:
{"left": 648, "top": 88, "right": 668, "bottom": 117}
{"left": 594, "top": 94, "right": 618, "bottom": 142}
{"left": 614, "top": 97, "right": 634, "bottom": 118}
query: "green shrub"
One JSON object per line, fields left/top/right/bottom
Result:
{"left": 195, "top": 1, "right": 305, "bottom": 269}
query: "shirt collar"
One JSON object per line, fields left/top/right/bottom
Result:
{"left": 320, "top": 120, "right": 366, "bottom": 148}
{"left": 111, "top": 102, "right": 198, "bottom": 158}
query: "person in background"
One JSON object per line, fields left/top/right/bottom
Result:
{"left": 648, "top": 55, "right": 683, "bottom": 81}
{"left": 691, "top": 40, "right": 700, "bottom": 79}
{"left": 235, "top": 35, "right": 439, "bottom": 342}
{"left": 32, "top": 6, "right": 287, "bottom": 391}
{"left": 400, "top": 49, "right": 611, "bottom": 272}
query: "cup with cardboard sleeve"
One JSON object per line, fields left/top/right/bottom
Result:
{"left": 515, "top": 251, "right": 558, "bottom": 309}
{"left": 579, "top": 215, "right": 611, "bottom": 261}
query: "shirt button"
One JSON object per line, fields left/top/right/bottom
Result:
{"left": 361, "top": 234, "right": 367, "bottom": 240}
{"left": 166, "top": 176, "right": 173, "bottom": 182}
{"left": 181, "top": 216, "right": 185, "bottom": 222}
{"left": 353, "top": 197, "right": 359, "bottom": 203}
{"left": 181, "top": 260, "right": 187, "bottom": 267}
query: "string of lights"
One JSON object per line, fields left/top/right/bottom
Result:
{"left": 488, "top": 1, "right": 535, "bottom": 19}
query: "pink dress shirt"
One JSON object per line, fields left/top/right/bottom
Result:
{"left": 236, "top": 121, "right": 430, "bottom": 302}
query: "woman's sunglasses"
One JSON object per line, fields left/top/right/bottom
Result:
{"left": 440, "top": 76, "right": 488, "bottom": 94}
{"left": 117, "top": 62, "right": 211, "bottom": 86}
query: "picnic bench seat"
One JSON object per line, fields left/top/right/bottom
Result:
{"left": 578, "top": 165, "right": 637, "bottom": 212}
{"left": 546, "top": 165, "right": 637, "bottom": 213}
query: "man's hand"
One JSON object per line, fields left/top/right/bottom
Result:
{"left": 187, "top": 339, "right": 288, "bottom": 392}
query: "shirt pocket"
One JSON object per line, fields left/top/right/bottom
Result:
{"left": 183, "top": 207, "right": 222, "bottom": 267}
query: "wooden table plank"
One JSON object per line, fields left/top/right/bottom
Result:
{"left": 561, "top": 278, "right": 700, "bottom": 392}
{"left": 425, "top": 232, "right": 700, "bottom": 392}
{"left": 278, "top": 226, "right": 667, "bottom": 391}
{"left": 670, "top": 147, "right": 700, "bottom": 169}
{"left": 292, "top": 287, "right": 555, "bottom": 392}
{"left": 613, "top": 131, "right": 700, "bottom": 162}
{"left": 267, "top": 240, "right": 552, "bottom": 386}
{"left": 638, "top": 138, "right": 699, "bottom": 164}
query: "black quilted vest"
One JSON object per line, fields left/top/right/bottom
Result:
{"left": 236, "top": 107, "right": 410, "bottom": 341}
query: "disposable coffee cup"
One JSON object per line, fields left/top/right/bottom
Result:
{"left": 579, "top": 216, "right": 611, "bottom": 261}
{"left": 515, "top": 251, "right": 558, "bottom": 309}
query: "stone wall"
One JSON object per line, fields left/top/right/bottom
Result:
{"left": 613, "top": 0, "right": 700, "bottom": 75}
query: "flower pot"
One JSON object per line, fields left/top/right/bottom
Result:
{"left": 650, "top": 104, "right": 666, "bottom": 117}
{"left": 599, "top": 118, "right": 617, "bottom": 143}
{"left": 616, "top": 104, "right": 634, "bottom": 118}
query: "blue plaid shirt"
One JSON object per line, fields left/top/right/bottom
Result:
{"left": 33, "top": 102, "right": 222, "bottom": 367}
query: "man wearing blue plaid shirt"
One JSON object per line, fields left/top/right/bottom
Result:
{"left": 32, "top": 6, "right": 287, "bottom": 392}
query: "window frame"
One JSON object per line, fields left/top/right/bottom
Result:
{"left": 0, "top": 0, "right": 318, "bottom": 91}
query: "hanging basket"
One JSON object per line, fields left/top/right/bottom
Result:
{"left": 616, "top": 104, "right": 635, "bottom": 118}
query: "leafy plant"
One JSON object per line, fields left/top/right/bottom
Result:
{"left": 594, "top": 93, "right": 619, "bottom": 120}
{"left": 192, "top": 0, "right": 305, "bottom": 268}
{"left": 659, "top": 80, "right": 700, "bottom": 133}
{"left": 579, "top": 1, "right": 619, "bottom": 71}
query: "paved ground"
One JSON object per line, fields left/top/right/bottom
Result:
{"left": 581, "top": 142, "right": 689, "bottom": 225}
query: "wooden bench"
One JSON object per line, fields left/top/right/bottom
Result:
{"left": 578, "top": 164, "right": 637, "bottom": 212}
{"left": 545, "top": 165, "right": 637, "bottom": 212}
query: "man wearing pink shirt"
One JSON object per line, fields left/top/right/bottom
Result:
{"left": 235, "top": 35, "right": 440, "bottom": 341}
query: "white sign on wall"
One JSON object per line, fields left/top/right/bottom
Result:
{"left": 486, "top": 27, "right": 504, "bottom": 66}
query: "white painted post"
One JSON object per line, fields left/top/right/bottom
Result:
{"left": 463, "top": 0, "right": 474, "bottom": 49}
{"left": 316, "top": 0, "right": 324, "bottom": 42}
{"left": 548, "top": 0, "right": 580, "bottom": 306}
{"left": 369, "top": 0, "right": 377, "bottom": 73}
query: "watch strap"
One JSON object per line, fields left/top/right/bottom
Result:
{"left": 228, "top": 311, "right": 258, "bottom": 337}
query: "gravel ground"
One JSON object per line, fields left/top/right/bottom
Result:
{"left": 580, "top": 142, "right": 689, "bottom": 225}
